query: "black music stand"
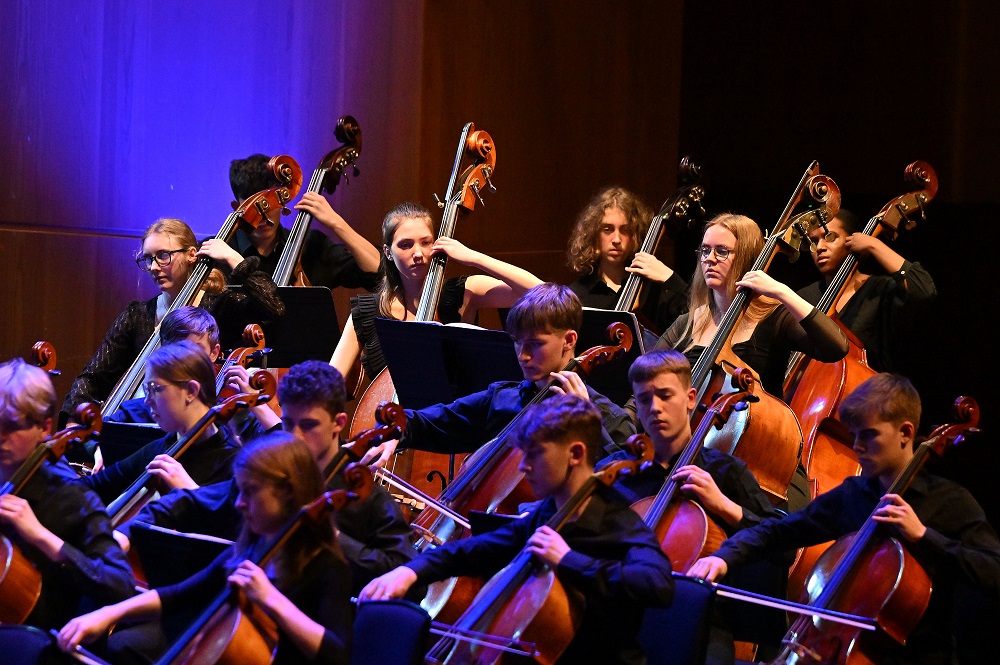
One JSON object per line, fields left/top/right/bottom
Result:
{"left": 96, "top": 422, "right": 165, "bottom": 466}
{"left": 576, "top": 308, "right": 646, "bottom": 407}
{"left": 130, "top": 522, "right": 234, "bottom": 589}
{"left": 374, "top": 319, "right": 523, "bottom": 410}
{"left": 227, "top": 285, "right": 339, "bottom": 367}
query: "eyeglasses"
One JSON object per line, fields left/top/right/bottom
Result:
{"left": 143, "top": 381, "right": 174, "bottom": 397}
{"left": 696, "top": 245, "right": 733, "bottom": 261}
{"left": 135, "top": 248, "right": 187, "bottom": 271}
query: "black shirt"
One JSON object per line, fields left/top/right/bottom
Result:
{"left": 713, "top": 472, "right": 1000, "bottom": 665}
{"left": 230, "top": 225, "right": 378, "bottom": 292}
{"left": 77, "top": 428, "right": 240, "bottom": 507}
{"left": 407, "top": 486, "right": 674, "bottom": 665}
{"left": 10, "top": 460, "right": 135, "bottom": 630}
{"left": 569, "top": 269, "right": 689, "bottom": 336}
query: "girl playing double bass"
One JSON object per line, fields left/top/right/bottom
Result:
{"left": 60, "top": 217, "right": 284, "bottom": 425}
{"left": 58, "top": 432, "right": 355, "bottom": 665}
{"left": 0, "top": 358, "right": 134, "bottom": 631}
{"left": 329, "top": 201, "right": 542, "bottom": 383}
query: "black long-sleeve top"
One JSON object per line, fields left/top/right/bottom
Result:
{"left": 76, "top": 428, "right": 239, "bottom": 506}
{"left": 712, "top": 471, "right": 1000, "bottom": 665}
{"left": 156, "top": 545, "right": 352, "bottom": 665}
{"left": 407, "top": 486, "right": 674, "bottom": 665}
{"left": 116, "top": 460, "right": 416, "bottom": 596}
{"left": 230, "top": 225, "right": 379, "bottom": 292}
{"left": 797, "top": 259, "right": 937, "bottom": 373}
{"left": 61, "top": 257, "right": 286, "bottom": 422}
{"left": 400, "top": 379, "right": 634, "bottom": 458}
{"left": 10, "top": 460, "right": 136, "bottom": 630}
{"left": 569, "top": 269, "right": 689, "bottom": 336}
{"left": 654, "top": 306, "right": 849, "bottom": 399}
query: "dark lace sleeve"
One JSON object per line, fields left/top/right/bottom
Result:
{"left": 61, "top": 299, "right": 156, "bottom": 419}
{"left": 351, "top": 293, "right": 386, "bottom": 378}
{"left": 202, "top": 256, "right": 287, "bottom": 351}
{"left": 438, "top": 275, "right": 469, "bottom": 324}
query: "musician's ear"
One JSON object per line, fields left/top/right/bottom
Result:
{"left": 568, "top": 440, "right": 587, "bottom": 466}
{"left": 332, "top": 412, "right": 348, "bottom": 435}
{"left": 562, "top": 329, "right": 577, "bottom": 352}
{"left": 39, "top": 417, "right": 53, "bottom": 439}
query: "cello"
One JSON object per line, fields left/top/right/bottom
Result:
{"left": 632, "top": 367, "right": 761, "bottom": 573}
{"left": 106, "top": 391, "right": 271, "bottom": 529}
{"left": 348, "top": 122, "right": 497, "bottom": 501}
{"left": 215, "top": 324, "right": 276, "bottom": 402}
{"left": 414, "top": 324, "right": 632, "bottom": 623}
{"left": 29, "top": 341, "right": 60, "bottom": 377}
{"left": 771, "top": 395, "right": 979, "bottom": 665}
{"left": 272, "top": 114, "right": 362, "bottom": 288}
{"left": 613, "top": 155, "right": 707, "bottom": 343}
{"left": 152, "top": 464, "right": 373, "bottom": 665}
{"left": 688, "top": 164, "right": 841, "bottom": 505}
{"left": 423, "top": 434, "right": 654, "bottom": 665}
{"left": 100, "top": 156, "right": 303, "bottom": 420}
{"left": 783, "top": 161, "right": 938, "bottom": 600}
{"left": 0, "top": 403, "right": 102, "bottom": 624}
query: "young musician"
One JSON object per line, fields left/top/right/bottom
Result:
{"left": 58, "top": 433, "right": 354, "bottom": 665}
{"left": 566, "top": 186, "right": 688, "bottom": 333}
{"left": 105, "top": 305, "right": 275, "bottom": 444}
{"left": 653, "top": 212, "right": 848, "bottom": 399}
{"left": 688, "top": 373, "right": 1000, "bottom": 665}
{"left": 114, "top": 361, "right": 416, "bottom": 596}
{"left": 360, "top": 394, "right": 674, "bottom": 665}
{"left": 329, "top": 200, "right": 542, "bottom": 384}
{"left": 361, "top": 282, "right": 635, "bottom": 468}
{"left": 797, "top": 208, "right": 937, "bottom": 373}
{"left": 61, "top": 217, "right": 284, "bottom": 425}
{"left": 0, "top": 358, "right": 134, "bottom": 630}
{"left": 77, "top": 340, "right": 240, "bottom": 505}
{"left": 205, "top": 152, "right": 382, "bottom": 289}
{"left": 604, "top": 349, "right": 787, "bottom": 663}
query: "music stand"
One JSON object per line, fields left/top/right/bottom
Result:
{"left": 375, "top": 319, "right": 523, "bottom": 410}
{"left": 96, "top": 422, "right": 165, "bottom": 467}
{"left": 576, "top": 308, "right": 646, "bottom": 407}
{"left": 130, "top": 522, "right": 233, "bottom": 589}
{"left": 227, "top": 285, "right": 338, "bottom": 367}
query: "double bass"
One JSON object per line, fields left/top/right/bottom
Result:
{"left": 688, "top": 163, "right": 841, "bottom": 505}
{"left": 0, "top": 403, "right": 102, "bottom": 624}
{"left": 773, "top": 396, "right": 979, "bottom": 665}
{"left": 613, "top": 155, "right": 707, "bottom": 343}
{"left": 348, "top": 122, "right": 497, "bottom": 501}
{"left": 100, "top": 156, "right": 303, "bottom": 420}
{"left": 424, "top": 435, "right": 654, "bottom": 665}
{"left": 272, "top": 114, "right": 363, "bottom": 288}
{"left": 783, "top": 161, "right": 938, "bottom": 600}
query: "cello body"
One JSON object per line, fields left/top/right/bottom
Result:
{"left": 776, "top": 533, "right": 931, "bottom": 665}
{"left": 631, "top": 497, "right": 727, "bottom": 574}
{"left": 0, "top": 536, "right": 42, "bottom": 624}
{"left": 161, "top": 594, "right": 278, "bottom": 665}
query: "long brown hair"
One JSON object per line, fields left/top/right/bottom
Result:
{"left": 229, "top": 432, "right": 344, "bottom": 587}
{"left": 686, "top": 213, "right": 779, "bottom": 341}
{"left": 376, "top": 202, "right": 435, "bottom": 317}
{"left": 566, "top": 186, "right": 653, "bottom": 275}
{"left": 145, "top": 340, "right": 218, "bottom": 407}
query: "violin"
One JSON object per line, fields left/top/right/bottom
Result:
{"left": 773, "top": 396, "right": 979, "bottom": 665}
{"left": 100, "top": 156, "right": 303, "bottom": 419}
{"left": 106, "top": 391, "right": 272, "bottom": 529}
{"left": 413, "top": 323, "right": 632, "bottom": 624}
{"left": 783, "top": 161, "right": 938, "bottom": 600}
{"left": 0, "top": 403, "right": 102, "bottom": 624}
{"left": 215, "top": 324, "right": 276, "bottom": 401}
{"left": 349, "top": 122, "right": 496, "bottom": 503}
{"left": 632, "top": 368, "right": 762, "bottom": 572}
{"left": 688, "top": 162, "right": 841, "bottom": 505}
{"left": 153, "top": 464, "right": 373, "bottom": 665}
{"left": 424, "top": 434, "right": 654, "bottom": 665}
{"left": 272, "top": 115, "right": 363, "bottom": 288}
{"left": 614, "top": 155, "right": 706, "bottom": 342}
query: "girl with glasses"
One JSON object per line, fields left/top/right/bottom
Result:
{"left": 60, "top": 217, "right": 284, "bottom": 426}
{"left": 77, "top": 340, "right": 241, "bottom": 510}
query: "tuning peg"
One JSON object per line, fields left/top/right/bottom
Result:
{"left": 433, "top": 193, "right": 445, "bottom": 209}
{"left": 483, "top": 169, "right": 497, "bottom": 193}
{"left": 471, "top": 182, "right": 486, "bottom": 207}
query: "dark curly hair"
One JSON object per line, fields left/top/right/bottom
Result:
{"left": 566, "top": 186, "right": 654, "bottom": 275}
{"left": 277, "top": 360, "right": 347, "bottom": 417}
